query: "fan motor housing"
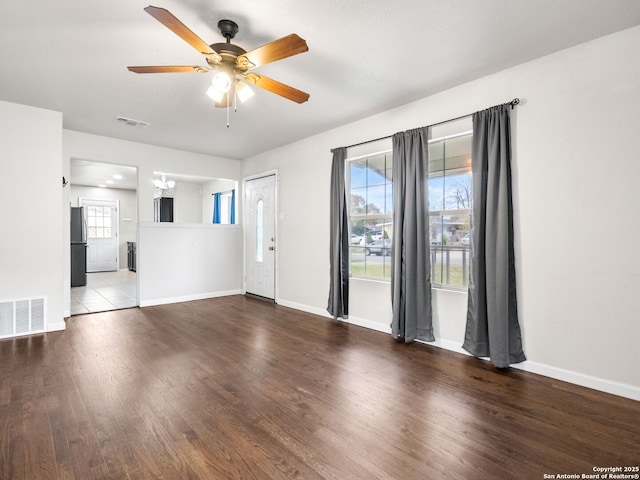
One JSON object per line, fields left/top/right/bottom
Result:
{"left": 208, "top": 42, "right": 247, "bottom": 68}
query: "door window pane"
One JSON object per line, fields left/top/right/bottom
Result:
{"left": 256, "top": 199, "right": 263, "bottom": 262}
{"left": 86, "top": 205, "right": 113, "bottom": 239}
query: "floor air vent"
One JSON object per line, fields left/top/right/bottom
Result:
{"left": 0, "top": 297, "right": 46, "bottom": 339}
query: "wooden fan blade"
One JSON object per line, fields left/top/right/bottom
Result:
{"left": 237, "top": 34, "right": 308, "bottom": 70}
{"left": 245, "top": 73, "right": 309, "bottom": 104}
{"left": 127, "top": 65, "right": 211, "bottom": 73}
{"left": 144, "top": 6, "right": 216, "bottom": 55}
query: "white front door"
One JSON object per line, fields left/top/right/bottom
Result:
{"left": 244, "top": 175, "right": 276, "bottom": 299}
{"left": 81, "top": 199, "right": 119, "bottom": 272}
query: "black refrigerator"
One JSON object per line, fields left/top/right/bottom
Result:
{"left": 70, "top": 206, "right": 87, "bottom": 287}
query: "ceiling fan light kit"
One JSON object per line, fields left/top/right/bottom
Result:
{"left": 206, "top": 84, "right": 225, "bottom": 103}
{"left": 212, "top": 70, "right": 233, "bottom": 93}
{"left": 127, "top": 6, "right": 309, "bottom": 127}
{"left": 235, "top": 80, "right": 255, "bottom": 103}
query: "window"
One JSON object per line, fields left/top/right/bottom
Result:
{"left": 220, "top": 191, "right": 233, "bottom": 224}
{"left": 346, "top": 121, "right": 471, "bottom": 286}
{"left": 213, "top": 189, "right": 236, "bottom": 224}
{"left": 347, "top": 150, "right": 393, "bottom": 280}
{"left": 86, "top": 205, "right": 113, "bottom": 239}
{"left": 428, "top": 119, "right": 473, "bottom": 289}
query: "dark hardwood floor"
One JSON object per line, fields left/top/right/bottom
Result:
{"left": 1, "top": 295, "right": 638, "bottom": 479}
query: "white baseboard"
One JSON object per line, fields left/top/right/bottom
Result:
{"left": 422, "top": 337, "right": 469, "bottom": 356}
{"left": 344, "top": 314, "right": 392, "bottom": 334}
{"left": 47, "top": 320, "right": 66, "bottom": 332}
{"left": 276, "top": 298, "right": 640, "bottom": 402}
{"left": 276, "top": 299, "right": 332, "bottom": 318}
{"left": 509, "top": 360, "right": 640, "bottom": 401}
{"left": 140, "top": 289, "right": 243, "bottom": 307}
{"left": 422, "top": 339, "right": 640, "bottom": 401}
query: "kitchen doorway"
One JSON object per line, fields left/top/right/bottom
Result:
{"left": 70, "top": 270, "right": 137, "bottom": 314}
{"left": 69, "top": 159, "right": 138, "bottom": 315}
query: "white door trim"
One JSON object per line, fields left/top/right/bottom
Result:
{"left": 243, "top": 170, "right": 278, "bottom": 302}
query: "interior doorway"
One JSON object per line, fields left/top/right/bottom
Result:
{"left": 244, "top": 174, "right": 276, "bottom": 300}
{"left": 69, "top": 159, "right": 138, "bottom": 314}
{"left": 70, "top": 270, "right": 137, "bottom": 314}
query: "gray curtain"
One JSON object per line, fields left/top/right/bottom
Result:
{"left": 391, "top": 127, "right": 434, "bottom": 342}
{"left": 463, "top": 104, "right": 525, "bottom": 368}
{"left": 327, "top": 147, "right": 349, "bottom": 319}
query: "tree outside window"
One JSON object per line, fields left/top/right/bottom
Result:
{"left": 347, "top": 152, "right": 393, "bottom": 280}
{"left": 428, "top": 128, "right": 473, "bottom": 288}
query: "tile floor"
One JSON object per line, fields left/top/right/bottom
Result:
{"left": 70, "top": 270, "right": 137, "bottom": 315}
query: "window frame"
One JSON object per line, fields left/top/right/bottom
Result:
{"left": 428, "top": 128, "right": 473, "bottom": 291}
{"left": 346, "top": 148, "right": 394, "bottom": 282}
{"left": 344, "top": 125, "right": 473, "bottom": 288}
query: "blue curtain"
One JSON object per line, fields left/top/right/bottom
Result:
{"left": 230, "top": 189, "right": 236, "bottom": 224}
{"left": 212, "top": 192, "right": 221, "bottom": 224}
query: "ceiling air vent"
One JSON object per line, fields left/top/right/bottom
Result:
{"left": 114, "top": 116, "right": 150, "bottom": 128}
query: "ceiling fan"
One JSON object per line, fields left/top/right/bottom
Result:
{"left": 127, "top": 5, "right": 310, "bottom": 113}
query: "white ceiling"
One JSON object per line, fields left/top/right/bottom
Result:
{"left": 2, "top": 1, "right": 640, "bottom": 161}
{"left": 70, "top": 159, "right": 138, "bottom": 190}
{"left": 70, "top": 159, "right": 219, "bottom": 190}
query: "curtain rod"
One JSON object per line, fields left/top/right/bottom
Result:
{"left": 332, "top": 98, "right": 520, "bottom": 152}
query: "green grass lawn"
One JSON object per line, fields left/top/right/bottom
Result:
{"left": 351, "top": 262, "right": 391, "bottom": 279}
{"left": 432, "top": 263, "right": 467, "bottom": 287}
{"left": 351, "top": 261, "right": 468, "bottom": 286}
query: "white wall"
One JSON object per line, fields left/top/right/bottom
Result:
{"left": 242, "top": 26, "right": 640, "bottom": 399}
{"left": 70, "top": 185, "right": 137, "bottom": 269}
{"left": 0, "top": 101, "right": 65, "bottom": 332}
{"left": 63, "top": 130, "right": 241, "bottom": 223}
{"left": 173, "top": 181, "right": 203, "bottom": 224}
{"left": 138, "top": 224, "right": 242, "bottom": 305}
{"left": 63, "top": 131, "right": 243, "bottom": 312}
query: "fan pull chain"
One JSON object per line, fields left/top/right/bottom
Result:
{"left": 226, "top": 90, "right": 230, "bottom": 128}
